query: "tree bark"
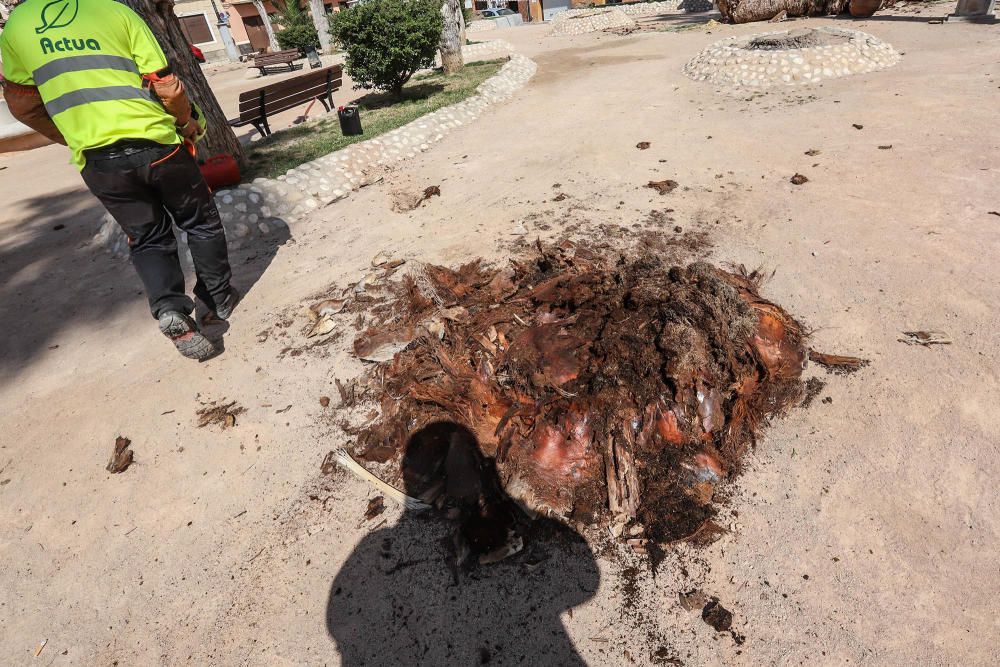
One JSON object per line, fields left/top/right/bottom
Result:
{"left": 308, "top": 0, "right": 332, "bottom": 53}
{"left": 458, "top": 1, "right": 466, "bottom": 45}
{"left": 439, "top": 0, "right": 464, "bottom": 75}
{"left": 121, "top": 0, "right": 246, "bottom": 165}
{"left": 252, "top": 0, "right": 280, "bottom": 52}
{"left": 716, "top": 0, "right": 849, "bottom": 22}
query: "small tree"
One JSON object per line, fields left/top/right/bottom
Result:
{"left": 330, "top": 0, "right": 443, "bottom": 97}
{"left": 274, "top": 0, "right": 320, "bottom": 55}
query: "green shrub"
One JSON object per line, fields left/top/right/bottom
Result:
{"left": 274, "top": 1, "right": 320, "bottom": 55}
{"left": 330, "top": 0, "right": 443, "bottom": 97}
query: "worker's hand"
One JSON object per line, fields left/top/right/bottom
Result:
{"left": 177, "top": 119, "right": 199, "bottom": 141}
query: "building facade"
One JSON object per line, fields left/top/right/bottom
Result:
{"left": 173, "top": 0, "right": 340, "bottom": 63}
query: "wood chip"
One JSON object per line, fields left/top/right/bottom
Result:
{"left": 808, "top": 350, "right": 869, "bottom": 372}
{"left": 106, "top": 436, "right": 133, "bottom": 474}
{"left": 899, "top": 330, "right": 951, "bottom": 346}
{"left": 646, "top": 179, "right": 679, "bottom": 195}
{"left": 364, "top": 495, "right": 386, "bottom": 521}
{"left": 790, "top": 173, "right": 809, "bottom": 185}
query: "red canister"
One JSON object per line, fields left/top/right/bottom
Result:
{"left": 199, "top": 154, "right": 242, "bottom": 189}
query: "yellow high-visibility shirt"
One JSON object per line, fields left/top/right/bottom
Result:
{"left": 0, "top": 0, "right": 181, "bottom": 168}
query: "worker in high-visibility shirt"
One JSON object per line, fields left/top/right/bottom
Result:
{"left": 0, "top": 0, "right": 238, "bottom": 361}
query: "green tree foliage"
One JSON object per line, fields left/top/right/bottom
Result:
{"left": 274, "top": 0, "right": 320, "bottom": 55}
{"left": 330, "top": 0, "right": 443, "bottom": 97}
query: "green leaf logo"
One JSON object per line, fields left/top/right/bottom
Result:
{"left": 35, "top": 0, "right": 79, "bottom": 34}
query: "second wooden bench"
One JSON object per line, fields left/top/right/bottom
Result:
{"left": 252, "top": 49, "right": 302, "bottom": 76}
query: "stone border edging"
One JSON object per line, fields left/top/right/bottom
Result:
{"left": 683, "top": 27, "right": 901, "bottom": 88}
{"left": 94, "top": 40, "right": 536, "bottom": 261}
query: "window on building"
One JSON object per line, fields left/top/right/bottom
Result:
{"left": 178, "top": 14, "right": 214, "bottom": 45}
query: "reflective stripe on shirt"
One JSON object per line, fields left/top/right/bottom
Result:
{"left": 45, "top": 85, "right": 153, "bottom": 116}
{"left": 32, "top": 54, "right": 140, "bottom": 87}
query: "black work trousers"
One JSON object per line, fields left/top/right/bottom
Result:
{"left": 82, "top": 141, "right": 232, "bottom": 319}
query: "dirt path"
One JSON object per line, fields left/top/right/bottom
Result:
{"left": 1, "top": 13, "right": 998, "bottom": 666}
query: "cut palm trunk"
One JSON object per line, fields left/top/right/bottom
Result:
{"left": 716, "top": 0, "right": 849, "bottom": 22}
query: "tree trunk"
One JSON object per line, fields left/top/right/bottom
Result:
{"left": 122, "top": 0, "right": 246, "bottom": 165}
{"left": 716, "top": 0, "right": 849, "bottom": 22}
{"left": 458, "top": 2, "right": 466, "bottom": 44}
{"left": 252, "top": 0, "right": 280, "bottom": 52}
{"left": 308, "top": 0, "right": 333, "bottom": 53}
{"left": 439, "top": 0, "right": 464, "bottom": 75}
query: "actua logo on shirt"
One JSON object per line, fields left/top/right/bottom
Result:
{"left": 40, "top": 36, "right": 102, "bottom": 54}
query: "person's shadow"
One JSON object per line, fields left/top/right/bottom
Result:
{"left": 326, "top": 422, "right": 601, "bottom": 666}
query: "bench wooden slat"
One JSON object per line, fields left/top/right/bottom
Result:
{"left": 237, "top": 77, "right": 342, "bottom": 114}
{"left": 239, "top": 67, "right": 342, "bottom": 102}
{"left": 254, "top": 49, "right": 299, "bottom": 65}
{"left": 238, "top": 83, "right": 341, "bottom": 121}
{"left": 228, "top": 65, "right": 344, "bottom": 137}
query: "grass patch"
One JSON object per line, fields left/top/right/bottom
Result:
{"left": 244, "top": 59, "right": 506, "bottom": 179}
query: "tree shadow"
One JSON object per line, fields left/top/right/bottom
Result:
{"left": 823, "top": 13, "right": 948, "bottom": 22}
{"left": 0, "top": 185, "right": 291, "bottom": 381}
{"left": 326, "top": 422, "right": 601, "bottom": 666}
{"left": 353, "top": 83, "right": 447, "bottom": 111}
{"left": 640, "top": 11, "right": 723, "bottom": 27}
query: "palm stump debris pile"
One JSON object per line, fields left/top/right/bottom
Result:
{"left": 336, "top": 242, "right": 817, "bottom": 555}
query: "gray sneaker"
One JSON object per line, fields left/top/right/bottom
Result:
{"left": 213, "top": 287, "right": 241, "bottom": 321}
{"left": 158, "top": 311, "right": 217, "bottom": 361}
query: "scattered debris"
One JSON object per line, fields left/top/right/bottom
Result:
{"left": 106, "top": 436, "right": 134, "bottom": 474}
{"left": 52, "top": 224, "right": 65, "bottom": 231}
{"left": 319, "top": 396, "right": 331, "bottom": 408}
{"left": 790, "top": 173, "right": 809, "bottom": 185}
{"left": 899, "top": 330, "right": 951, "bottom": 346}
{"left": 372, "top": 250, "right": 393, "bottom": 267}
{"left": 769, "top": 9, "right": 788, "bottom": 21}
{"left": 878, "top": 145, "right": 893, "bottom": 150}
{"left": 800, "top": 377, "right": 827, "bottom": 408}
{"left": 636, "top": 141, "right": 651, "bottom": 150}
{"left": 305, "top": 298, "right": 349, "bottom": 338}
{"left": 988, "top": 211, "right": 1000, "bottom": 217}
{"left": 679, "top": 589, "right": 709, "bottom": 611}
{"left": 808, "top": 350, "right": 869, "bottom": 373}
{"left": 852, "top": 123, "right": 864, "bottom": 130}
{"left": 391, "top": 185, "right": 441, "bottom": 212}
{"left": 196, "top": 401, "right": 245, "bottom": 429}
{"left": 702, "top": 598, "right": 733, "bottom": 632}
{"left": 276, "top": 404, "right": 293, "bottom": 414}
{"left": 553, "top": 192, "right": 569, "bottom": 202}
{"left": 647, "top": 179, "right": 679, "bottom": 195}
{"left": 321, "top": 450, "right": 339, "bottom": 475}
{"left": 328, "top": 448, "right": 432, "bottom": 510}
{"left": 35, "top": 639, "right": 47, "bottom": 657}
{"left": 364, "top": 495, "right": 386, "bottom": 521}
{"left": 335, "top": 378, "right": 359, "bottom": 407}
{"left": 804, "top": 149, "right": 820, "bottom": 156}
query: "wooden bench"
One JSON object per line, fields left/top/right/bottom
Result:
{"left": 228, "top": 65, "right": 343, "bottom": 138}
{"left": 252, "top": 49, "right": 302, "bottom": 75}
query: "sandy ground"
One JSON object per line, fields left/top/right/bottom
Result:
{"left": 2, "top": 8, "right": 1000, "bottom": 666}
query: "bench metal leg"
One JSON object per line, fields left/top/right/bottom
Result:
{"left": 251, "top": 120, "right": 270, "bottom": 138}
{"left": 317, "top": 96, "right": 332, "bottom": 113}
